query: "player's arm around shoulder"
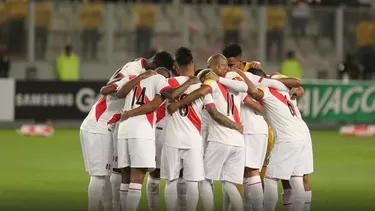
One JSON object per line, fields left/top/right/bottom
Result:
{"left": 243, "top": 95, "right": 266, "bottom": 116}
{"left": 162, "top": 76, "right": 200, "bottom": 100}
{"left": 234, "top": 68, "right": 265, "bottom": 100}
{"left": 100, "top": 77, "right": 122, "bottom": 95}
{"left": 116, "top": 71, "right": 156, "bottom": 98}
{"left": 206, "top": 105, "right": 243, "bottom": 133}
{"left": 121, "top": 95, "right": 164, "bottom": 121}
{"left": 167, "top": 80, "right": 213, "bottom": 115}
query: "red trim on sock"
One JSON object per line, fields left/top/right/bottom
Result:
{"left": 291, "top": 175, "right": 303, "bottom": 178}
{"left": 128, "top": 188, "right": 142, "bottom": 191}
{"left": 264, "top": 176, "right": 278, "bottom": 181}
{"left": 248, "top": 181, "right": 262, "bottom": 186}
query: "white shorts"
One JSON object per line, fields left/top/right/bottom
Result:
{"left": 244, "top": 134, "right": 268, "bottom": 169}
{"left": 202, "top": 129, "right": 209, "bottom": 150}
{"left": 204, "top": 141, "right": 245, "bottom": 184}
{"left": 161, "top": 145, "right": 205, "bottom": 181}
{"left": 266, "top": 141, "right": 307, "bottom": 180}
{"left": 155, "top": 127, "right": 165, "bottom": 169}
{"left": 111, "top": 124, "right": 119, "bottom": 169}
{"left": 304, "top": 131, "right": 314, "bottom": 175}
{"left": 117, "top": 138, "right": 156, "bottom": 170}
{"left": 80, "top": 130, "right": 113, "bottom": 176}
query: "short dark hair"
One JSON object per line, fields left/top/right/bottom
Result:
{"left": 195, "top": 68, "right": 204, "bottom": 76}
{"left": 247, "top": 68, "right": 267, "bottom": 77}
{"left": 175, "top": 47, "right": 193, "bottom": 66}
{"left": 222, "top": 44, "right": 242, "bottom": 58}
{"left": 154, "top": 51, "right": 174, "bottom": 71}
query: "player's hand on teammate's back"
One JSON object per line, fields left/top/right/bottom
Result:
{"left": 139, "top": 70, "right": 157, "bottom": 79}
{"left": 235, "top": 123, "right": 244, "bottom": 134}
{"left": 187, "top": 76, "right": 200, "bottom": 84}
{"left": 167, "top": 102, "right": 180, "bottom": 115}
{"left": 120, "top": 111, "right": 130, "bottom": 122}
{"left": 203, "top": 71, "right": 219, "bottom": 81}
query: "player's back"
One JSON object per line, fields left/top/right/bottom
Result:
{"left": 259, "top": 87, "right": 307, "bottom": 142}
{"left": 116, "top": 58, "right": 146, "bottom": 78}
{"left": 203, "top": 79, "right": 245, "bottom": 146}
{"left": 269, "top": 73, "right": 309, "bottom": 131}
{"left": 81, "top": 79, "right": 127, "bottom": 134}
{"left": 165, "top": 76, "right": 213, "bottom": 149}
{"left": 118, "top": 74, "right": 169, "bottom": 140}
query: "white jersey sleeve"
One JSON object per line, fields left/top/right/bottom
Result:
{"left": 117, "top": 59, "right": 147, "bottom": 77}
{"left": 244, "top": 72, "right": 289, "bottom": 91}
{"left": 154, "top": 74, "right": 171, "bottom": 95}
{"left": 203, "top": 94, "right": 215, "bottom": 108}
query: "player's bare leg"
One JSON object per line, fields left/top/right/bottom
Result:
{"left": 147, "top": 169, "right": 161, "bottom": 211}
{"left": 244, "top": 168, "right": 263, "bottom": 211}
{"left": 127, "top": 168, "right": 148, "bottom": 211}
{"left": 120, "top": 167, "right": 131, "bottom": 211}
{"left": 281, "top": 179, "right": 293, "bottom": 211}
{"left": 200, "top": 179, "right": 215, "bottom": 211}
{"left": 110, "top": 168, "right": 122, "bottom": 211}
{"left": 303, "top": 175, "right": 312, "bottom": 211}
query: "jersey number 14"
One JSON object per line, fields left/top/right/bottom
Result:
{"left": 130, "top": 86, "right": 146, "bottom": 109}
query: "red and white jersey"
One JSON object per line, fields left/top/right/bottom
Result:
{"left": 241, "top": 95, "right": 268, "bottom": 135}
{"left": 258, "top": 86, "right": 308, "bottom": 142}
{"left": 118, "top": 74, "right": 170, "bottom": 140}
{"left": 80, "top": 78, "right": 129, "bottom": 134}
{"left": 164, "top": 76, "right": 215, "bottom": 148}
{"left": 202, "top": 110, "right": 210, "bottom": 132}
{"left": 156, "top": 102, "right": 167, "bottom": 128}
{"left": 203, "top": 79, "right": 246, "bottom": 146}
{"left": 270, "top": 74, "right": 309, "bottom": 132}
{"left": 111, "top": 58, "right": 146, "bottom": 79}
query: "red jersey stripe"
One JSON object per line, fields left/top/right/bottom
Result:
{"left": 135, "top": 82, "right": 154, "bottom": 127}
{"left": 269, "top": 88, "right": 297, "bottom": 115}
{"left": 258, "top": 77, "right": 264, "bottom": 83}
{"left": 187, "top": 105, "right": 202, "bottom": 134}
{"left": 168, "top": 77, "right": 180, "bottom": 88}
{"left": 156, "top": 103, "right": 166, "bottom": 123}
{"left": 217, "top": 83, "right": 241, "bottom": 124}
{"left": 108, "top": 114, "right": 121, "bottom": 125}
{"left": 95, "top": 96, "right": 107, "bottom": 121}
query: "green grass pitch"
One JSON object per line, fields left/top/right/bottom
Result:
{"left": 0, "top": 129, "right": 374, "bottom": 211}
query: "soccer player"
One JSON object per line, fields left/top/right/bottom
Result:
{"left": 116, "top": 67, "right": 201, "bottom": 211}
{"left": 163, "top": 48, "right": 248, "bottom": 211}
{"left": 79, "top": 70, "right": 155, "bottom": 211}
{"left": 106, "top": 51, "right": 174, "bottom": 211}
{"left": 236, "top": 69, "right": 309, "bottom": 211}
{"left": 168, "top": 54, "right": 247, "bottom": 211}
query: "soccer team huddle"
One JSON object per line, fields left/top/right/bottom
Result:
{"left": 79, "top": 44, "right": 314, "bottom": 211}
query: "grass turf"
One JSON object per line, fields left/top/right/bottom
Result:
{"left": 0, "top": 129, "right": 374, "bottom": 211}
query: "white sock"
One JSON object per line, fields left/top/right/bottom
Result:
{"left": 120, "top": 183, "right": 129, "bottom": 211}
{"left": 126, "top": 183, "right": 142, "bottom": 211}
{"left": 223, "top": 185, "right": 231, "bottom": 211}
{"left": 244, "top": 176, "right": 263, "bottom": 211}
{"left": 243, "top": 178, "right": 252, "bottom": 211}
{"left": 110, "top": 173, "right": 122, "bottom": 211}
{"left": 200, "top": 179, "right": 215, "bottom": 211}
{"left": 282, "top": 189, "right": 293, "bottom": 211}
{"left": 289, "top": 177, "right": 305, "bottom": 211}
{"left": 263, "top": 178, "right": 278, "bottom": 211}
{"left": 177, "top": 178, "right": 187, "bottom": 211}
{"left": 223, "top": 181, "right": 243, "bottom": 211}
{"left": 165, "top": 180, "right": 178, "bottom": 211}
{"left": 147, "top": 177, "right": 160, "bottom": 211}
{"left": 88, "top": 176, "right": 106, "bottom": 211}
{"left": 304, "top": 191, "right": 312, "bottom": 211}
{"left": 185, "top": 181, "right": 199, "bottom": 211}
{"left": 102, "top": 176, "right": 114, "bottom": 211}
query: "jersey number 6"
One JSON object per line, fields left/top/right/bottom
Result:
{"left": 130, "top": 86, "right": 146, "bottom": 108}
{"left": 178, "top": 93, "right": 189, "bottom": 117}
{"left": 285, "top": 95, "right": 296, "bottom": 116}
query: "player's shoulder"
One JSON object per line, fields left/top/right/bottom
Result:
{"left": 269, "top": 72, "right": 287, "bottom": 79}
{"left": 203, "top": 79, "right": 217, "bottom": 86}
{"left": 225, "top": 71, "right": 242, "bottom": 80}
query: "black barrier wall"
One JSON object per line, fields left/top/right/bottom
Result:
{"left": 15, "top": 81, "right": 106, "bottom": 120}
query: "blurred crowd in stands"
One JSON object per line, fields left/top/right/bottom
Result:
{"left": 0, "top": 0, "right": 374, "bottom": 80}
